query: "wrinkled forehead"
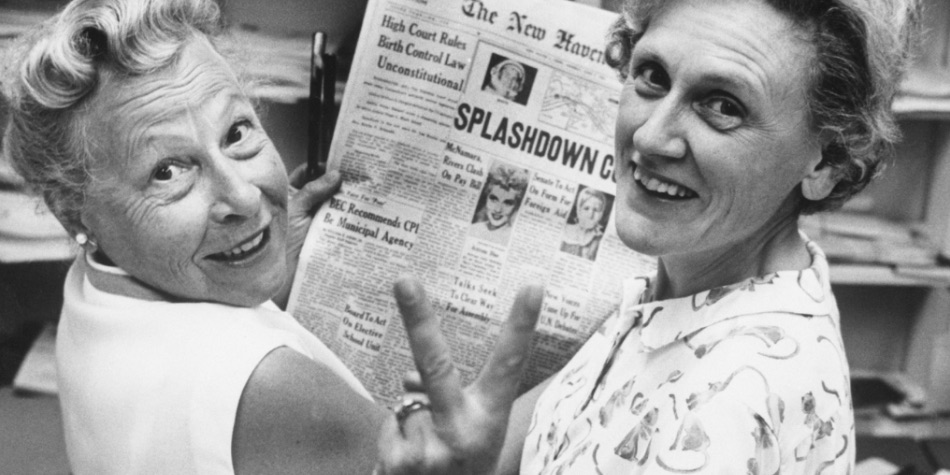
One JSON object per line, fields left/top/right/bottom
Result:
{"left": 81, "top": 36, "right": 243, "bottom": 164}
{"left": 88, "top": 37, "right": 237, "bottom": 131}
{"left": 631, "top": 0, "right": 806, "bottom": 35}
{"left": 639, "top": 0, "right": 814, "bottom": 100}
{"left": 101, "top": 36, "right": 236, "bottom": 114}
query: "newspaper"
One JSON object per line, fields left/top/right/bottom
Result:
{"left": 287, "top": 0, "right": 656, "bottom": 407}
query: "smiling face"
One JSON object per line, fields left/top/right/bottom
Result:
{"left": 614, "top": 0, "right": 826, "bottom": 263}
{"left": 576, "top": 193, "right": 606, "bottom": 231}
{"left": 485, "top": 185, "right": 519, "bottom": 228}
{"left": 80, "top": 36, "right": 289, "bottom": 307}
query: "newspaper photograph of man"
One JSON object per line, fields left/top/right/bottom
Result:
{"left": 560, "top": 186, "right": 614, "bottom": 261}
{"left": 468, "top": 162, "right": 530, "bottom": 245}
{"left": 480, "top": 53, "right": 536, "bottom": 105}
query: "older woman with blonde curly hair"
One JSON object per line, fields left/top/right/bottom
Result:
{"left": 4, "top": 0, "right": 548, "bottom": 471}
{"left": 2, "top": 0, "right": 395, "bottom": 473}
{"left": 374, "top": 0, "right": 922, "bottom": 473}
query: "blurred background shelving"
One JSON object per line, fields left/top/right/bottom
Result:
{"left": 816, "top": 0, "right": 950, "bottom": 434}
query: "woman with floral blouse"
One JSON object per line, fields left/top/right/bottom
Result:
{"left": 374, "top": 0, "right": 921, "bottom": 473}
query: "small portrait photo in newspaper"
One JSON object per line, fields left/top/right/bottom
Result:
{"left": 480, "top": 52, "right": 537, "bottom": 105}
{"left": 468, "top": 162, "right": 531, "bottom": 246}
{"left": 559, "top": 185, "right": 614, "bottom": 261}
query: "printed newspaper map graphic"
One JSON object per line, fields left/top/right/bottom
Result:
{"left": 539, "top": 71, "right": 619, "bottom": 144}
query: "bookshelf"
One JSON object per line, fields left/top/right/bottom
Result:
{"left": 830, "top": 264, "right": 950, "bottom": 287}
{"left": 893, "top": 93, "right": 950, "bottom": 120}
{"left": 830, "top": 0, "right": 950, "bottom": 417}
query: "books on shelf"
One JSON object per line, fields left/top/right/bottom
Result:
{"left": 0, "top": 189, "right": 76, "bottom": 263}
{"left": 12, "top": 323, "right": 58, "bottom": 395}
{"left": 801, "top": 212, "right": 938, "bottom": 266}
{"left": 894, "top": 67, "right": 950, "bottom": 119}
{"left": 801, "top": 212, "right": 950, "bottom": 286}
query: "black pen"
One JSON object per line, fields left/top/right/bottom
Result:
{"left": 307, "top": 31, "right": 336, "bottom": 180}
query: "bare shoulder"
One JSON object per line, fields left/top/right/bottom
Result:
{"left": 232, "top": 347, "right": 386, "bottom": 475}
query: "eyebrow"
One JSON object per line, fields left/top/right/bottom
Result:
{"left": 637, "top": 43, "right": 767, "bottom": 102}
{"left": 143, "top": 90, "right": 249, "bottom": 137}
{"left": 118, "top": 91, "right": 250, "bottom": 173}
{"left": 697, "top": 71, "right": 759, "bottom": 97}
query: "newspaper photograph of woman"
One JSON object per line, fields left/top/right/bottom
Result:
{"left": 560, "top": 185, "right": 614, "bottom": 261}
{"left": 480, "top": 53, "right": 537, "bottom": 105}
{"left": 468, "top": 162, "right": 530, "bottom": 246}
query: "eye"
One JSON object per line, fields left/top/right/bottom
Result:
{"left": 152, "top": 162, "right": 188, "bottom": 182}
{"left": 632, "top": 62, "right": 670, "bottom": 94}
{"left": 226, "top": 120, "right": 252, "bottom": 146}
{"left": 706, "top": 97, "right": 743, "bottom": 117}
{"left": 697, "top": 96, "right": 746, "bottom": 130}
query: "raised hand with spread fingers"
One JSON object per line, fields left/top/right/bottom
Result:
{"left": 376, "top": 277, "right": 543, "bottom": 475}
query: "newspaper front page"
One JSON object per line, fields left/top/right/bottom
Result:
{"left": 287, "top": 0, "right": 656, "bottom": 406}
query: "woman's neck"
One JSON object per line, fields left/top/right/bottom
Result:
{"left": 564, "top": 223, "right": 598, "bottom": 241}
{"left": 653, "top": 213, "right": 810, "bottom": 301}
{"left": 485, "top": 220, "right": 509, "bottom": 231}
{"left": 84, "top": 250, "right": 172, "bottom": 302}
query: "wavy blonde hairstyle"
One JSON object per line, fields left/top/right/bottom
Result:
{"left": 473, "top": 163, "right": 530, "bottom": 224}
{"left": 604, "top": 0, "right": 922, "bottom": 214}
{"left": 2, "top": 0, "right": 221, "bottom": 233}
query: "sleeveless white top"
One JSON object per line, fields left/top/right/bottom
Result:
{"left": 57, "top": 253, "right": 370, "bottom": 474}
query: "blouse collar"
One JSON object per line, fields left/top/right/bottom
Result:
{"left": 82, "top": 250, "right": 170, "bottom": 302}
{"left": 615, "top": 239, "right": 835, "bottom": 352}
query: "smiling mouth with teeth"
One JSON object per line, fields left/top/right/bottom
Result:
{"left": 633, "top": 167, "right": 697, "bottom": 200}
{"left": 208, "top": 229, "right": 269, "bottom": 262}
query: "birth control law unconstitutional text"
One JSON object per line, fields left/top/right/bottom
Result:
{"left": 287, "top": 0, "right": 656, "bottom": 406}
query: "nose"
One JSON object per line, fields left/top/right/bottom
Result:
{"left": 632, "top": 97, "right": 687, "bottom": 160}
{"left": 209, "top": 160, "right": 263, "bottom": 225}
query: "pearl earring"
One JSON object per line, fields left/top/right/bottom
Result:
{"left": 75, "top": 232, "right": 89, "bottom": 246}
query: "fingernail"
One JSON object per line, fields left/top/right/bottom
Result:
{"left": 393, "top": 276, "right": 422, "bottom": 303}
{"left": 326, "top": 170, "right": 341, "bottom": 182}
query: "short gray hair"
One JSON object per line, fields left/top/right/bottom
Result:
{"left": 2, "top": 0, "right": 221, "bottom": 232}
{"left": 577, "top": 187, "right": 606, "bottom": 210}
{"left": 604, "top": 0, "right": 921, "bottom": 214}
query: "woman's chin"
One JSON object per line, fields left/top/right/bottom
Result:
{"left": 195, "top": 261, "right": 287, "bottom": 308}
{"left": 200, "top": 231, "right": 288, "bottom": 307}
{"left": 615, "top": 219, "right": 683, "bottom": 259}
{"left": 619, "top": 235, "right": 666, "bottom": 258}
{"left": 211, "top": 282, "right": 282, "bottom": 307}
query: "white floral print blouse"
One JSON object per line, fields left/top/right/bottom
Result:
{"left": 522, "top": 241, "right": 854, "bottom": 474}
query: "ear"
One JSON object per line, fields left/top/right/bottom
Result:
{"left": 802, "top": 163, "right": 838, "bottom": 201}
{"left": 801, "top": 132, "right": 841, "bottom": 202}
{"left": 801, "top": 147, "right": 840, "bottom": 202}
